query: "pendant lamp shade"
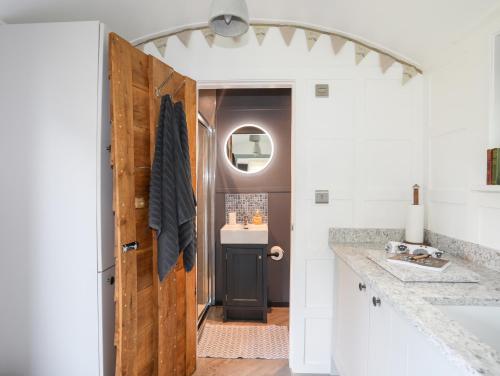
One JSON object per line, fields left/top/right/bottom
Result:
{"left": 209, "top": 0, "right": 249, "bottom": 37}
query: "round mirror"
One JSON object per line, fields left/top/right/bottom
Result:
{"left": 225, "top": 124, "right": 274, "bottom": 173}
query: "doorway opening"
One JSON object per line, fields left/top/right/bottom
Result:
{"left": 195, "top": 86, "right": 293, "bottom": 375}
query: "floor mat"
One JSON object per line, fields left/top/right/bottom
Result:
{"left": 198, "top": 323, "right": 289, "bottom": 359}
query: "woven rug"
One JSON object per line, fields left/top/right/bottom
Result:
{"left": 198, "top": 323, "right": 289, "bottom": 359}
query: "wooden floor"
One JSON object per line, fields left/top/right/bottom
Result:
{"left": 194, "top": 306, "right": 292, "bottom": 376}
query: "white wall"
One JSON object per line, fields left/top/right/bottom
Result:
{"left": 0, "top": 22, "right": 103, "bottom": 376}
{"left": 425, "top": 9, "right": 500, "bottom": 250}
{"left": 148, "top": 28, "right": 424, "bottom": 373}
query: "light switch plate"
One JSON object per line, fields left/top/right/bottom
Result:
{"left": 315, "top": 190, "right": 329, "bottom": 204}
{"left": 315, "top": 84, "right": 329, "bottom": 98}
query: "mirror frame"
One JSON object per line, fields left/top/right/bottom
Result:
{"left": 224, "top": 124, "right": 274, "bottom": 174}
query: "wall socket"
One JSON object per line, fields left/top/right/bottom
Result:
{"left": 315, "top": 190, "right": 329, "bottom": 204}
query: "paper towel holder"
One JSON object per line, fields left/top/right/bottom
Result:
{"left": 405, "top": 184, "right": 424, "bottom": 245}
{"left": 413, "top": 184, "right": 420, "bottom": 205}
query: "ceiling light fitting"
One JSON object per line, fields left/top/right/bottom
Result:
{"left": 209, "top": 0, "right": 249, "bottom": 37}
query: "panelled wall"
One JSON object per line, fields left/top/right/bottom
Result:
{"left": 425, "top": 8, "right": 500, "bottom": 250}
{"left": 145, "top": 28, "right": 424, "bottom": 373}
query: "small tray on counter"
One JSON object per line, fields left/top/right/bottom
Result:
{"left": 386, "top": 253, "right": 451, "bottom": 271}
{"left": 367, "top": 250, "right": 480, "bottom": 283}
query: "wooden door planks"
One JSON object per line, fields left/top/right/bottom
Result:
{"left": 148, "top": 56, "right": 198, "bottom": 376}
{"left": 109, "top": 32, "right": 139, "bottom": 376}
{"left": 148, "top": 56, "right": 176, "bottom": 376}
{"left": 110, "top": 32, "right": 197, "bottom": 376}
{"left": 183, "top": 78, "right": 198, "bottom": 376}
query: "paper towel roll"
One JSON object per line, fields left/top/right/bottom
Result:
{"left": 405, "top": 205, "right": 424, "bottom": 244}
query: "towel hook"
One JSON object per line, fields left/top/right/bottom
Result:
{"left": 155, "top": 69, "right": 175, "bottom": 97}
{"left": 173, "top": 79, "right": 186, "bottom": 97}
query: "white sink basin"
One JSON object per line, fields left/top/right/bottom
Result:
{"left": 437, "top": 305, "right": 500, "bottom": 353}
{"left": 220, "top": 223, "right": 268, "bottom": 245}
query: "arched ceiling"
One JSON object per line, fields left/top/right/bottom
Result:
{"left": 1, "top": 0, "right": 500, "bottom": 66}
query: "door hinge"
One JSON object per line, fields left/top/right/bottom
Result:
{"left": 122, "top": 241, "right": 139, "bottom": 253}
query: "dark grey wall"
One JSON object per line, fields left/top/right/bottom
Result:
{"left": 213, "top": 88, "right": 292, "bottom": 305}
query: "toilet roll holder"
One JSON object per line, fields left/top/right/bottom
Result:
{"left": 267, "top": 246, "right": 285, "bottom": 261}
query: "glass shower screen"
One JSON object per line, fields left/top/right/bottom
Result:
{"left": 196, "top": 114, "right": 216, "bottom": 321}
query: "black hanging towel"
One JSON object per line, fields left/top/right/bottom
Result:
{"left": 149, "top": 95, "right": 196, "bottom": 281}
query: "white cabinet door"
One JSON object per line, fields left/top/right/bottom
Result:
{"left": 387, "top": 309, "right": 410, "bottom": 376}
{"left": 334, "top": 258, "right": 369, "bottom": 376}
{"left": 367, "top": 288, "right": 393, "bottom": 376}
{"left": 406, "top": 321, "right": 468, "bottom": 376}
{"left": 98, "top": 267, "right": 116, "bottom": 376}
{"left": 333, "top": 257, "right": 469, "bottom": 376}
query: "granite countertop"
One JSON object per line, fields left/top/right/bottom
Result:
{"left": 329, "top": 241, "right": 500, "bottom": 376}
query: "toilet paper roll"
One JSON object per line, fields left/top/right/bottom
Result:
{"left": 405, "top": 205, "right": 424, "bottom": 244}
{"left": 270, "top": 246, "right": 284, "bottom": 261}
{"left": 228, "top": 212, "right": 237, "bottom": 225}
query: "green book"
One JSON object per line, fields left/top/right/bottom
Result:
{"left": 493, "top": 148, "right": 500, "bottom": 185}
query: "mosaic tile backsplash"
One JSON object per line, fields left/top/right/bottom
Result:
{"left": 225, "top": 193, "right": 268, "bottom": 224}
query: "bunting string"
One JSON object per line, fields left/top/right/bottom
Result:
{"left": 136, "top": 22, "right": 422, "bottom": 83}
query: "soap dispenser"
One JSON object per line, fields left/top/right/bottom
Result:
{"left": 253, "top": 210, "right": 263, "bottom": 225}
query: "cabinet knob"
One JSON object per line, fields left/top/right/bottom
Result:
{"left": 358, "top": 282, "right": 366, "bottom": 291}
{"left": 372, "top": 296, "right": 381, "bottom": 307}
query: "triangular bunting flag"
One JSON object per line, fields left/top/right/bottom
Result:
{"left": 305, "top": 30, "right": 321, "bottom": 51}
{"left": 330, "top": 35, "right": 347, "bottom": 54}
{"left": 176, "top": 30, "right": 192, "bottom": 47}
{"left": 402, "top": 65, "right": 418, "bottom": 85}
{"left": 153, "top": 37, "right": 168, "bottom": 56}
{"left": 279, "top": 26, "right": 296, "bottom": 46}
{"left": 379, "top": 54, "right": 395, "bottom": 73}
{"left": 201, "top": 28, "right": 215, "bottom": 47}
{"left": 136, "top": 43, "right": 146, "bottom": 52}
{"left": 355, "top": 44, "right": 370, "bottom": 65}
{"left": 253, "top": 26, "right": 269, "bottom": 45}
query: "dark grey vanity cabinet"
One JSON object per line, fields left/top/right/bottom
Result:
{"left": 223, "top": 244, "right": 268, "bottom": 323}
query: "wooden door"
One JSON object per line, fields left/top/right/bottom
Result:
{"left": 109, "top": 32, "right": 197, "bottom": 376}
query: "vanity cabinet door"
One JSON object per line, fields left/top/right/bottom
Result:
{"left": 334, "top": 258, "right": 369, "bottom": 376}
{"left": 224, "top": 245, "right": 265, "bottom": 307}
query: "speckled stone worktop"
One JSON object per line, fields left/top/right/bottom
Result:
{"left": 329, "top": 241, "right": 500, "bottom": 376}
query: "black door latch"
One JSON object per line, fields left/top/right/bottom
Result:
{"left": 122, "top": 241, "right": 139, "bottom": 253}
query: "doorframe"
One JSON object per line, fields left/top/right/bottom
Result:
{"left": 197, "top": 78, "right": 296, "bottom": 345}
